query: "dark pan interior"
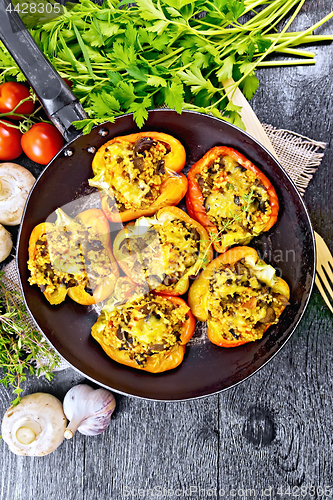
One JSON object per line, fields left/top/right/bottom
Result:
{"left": 17, "top": 110, "right": 315, "bottom": 401}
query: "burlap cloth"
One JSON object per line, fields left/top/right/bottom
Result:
{"left": 2, "top": 125, "right": 326, "bottom": 372}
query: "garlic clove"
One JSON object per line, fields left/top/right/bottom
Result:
{"left": 63, "top": 384, "right": 116, "bottom": 439}
{"left": 1, "top": 393, "right": 67, "bottom": 456}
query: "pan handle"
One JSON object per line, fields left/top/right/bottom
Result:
{"left": 0, "top": 0, "right": 87, "bottom": 141}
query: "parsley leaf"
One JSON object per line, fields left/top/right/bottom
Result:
{"left": 216, "top": 55, "right": 236, "bottom": 82}
{"left": 128, "top": 96, "right": 152, "bottom": 128}
{"left": 147, "top": 75, "right": 168, "bottom": 87}
{"left": 241, "top": 75, "right": 259, "bottom": 100}
{"left": 8, "top": 0, "right": 330, "bottom": 133}
{"left": 178, "top": 67, "right": 217, "bottom": 97}
{"left": 164, "top": 81, "right": 184, "bottom": 113}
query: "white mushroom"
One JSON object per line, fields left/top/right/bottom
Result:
{"left": 0, "top": 223, "right": 12, "bottom": 262}
{"left": 0, "top": 163, "right": 35, "bottom": 225}
{"left": 1, "top": 393, "right": 67, "bottom": 456}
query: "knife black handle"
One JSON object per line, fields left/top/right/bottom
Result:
{"left": 0, "top": 0, "right": 87, "bottom": 141}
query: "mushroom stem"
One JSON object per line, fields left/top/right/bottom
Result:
{"left": 64, "top": 416, "right": 84, "bottom": 440}
{"left": 16, "top": 426, "right": 36, "bottom": 445}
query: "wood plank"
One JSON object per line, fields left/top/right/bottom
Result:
{"left": 83, "top": 395, "right": 219, "bottom": 498}
{"left": 218, "top": 293, "right": 333, "bottom": 493}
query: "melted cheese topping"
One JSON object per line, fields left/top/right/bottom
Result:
{"left": 28, "top": 220, "right": 112, "bottom": 296}
{"left": 118, "top": 217, "right": 199, "bottom": 290}
{"left": 197, "top": 155, "right": 271, "bottom": 247}
{"left": 96, "top": 293, "right": 189, "bottom": 367}
{"left": 89, "top": 138, "right": 169, "bottom": 212}
{"left": 206, "top": 258, "right": 288, "bottom": 343}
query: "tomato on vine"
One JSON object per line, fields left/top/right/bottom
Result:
{"left": 0, "top": 120, "right": 23, "bottom": 161}
{"left": 0, "top": 82, "right": 34, "bottom": 119}
{"left": 21, "top": 123, "right": 64, "bottom": 165}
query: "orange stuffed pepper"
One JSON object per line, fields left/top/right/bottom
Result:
{"left": 28, "top": 208, "right": 119, "bottom": 305}
{"left": 186, "top": 146, "right": 279, "bottom": 253}
{"left": 89, "top": 131, "right": 188, "bottom": 222}
{"left": 188, "top": 246, "right": 290, "bottom": 348}
{"left": 91, "top": 284, "right": 195, "bottom": 373}
{"left": 113, "top": 206, "right": 213, "bottom": 296}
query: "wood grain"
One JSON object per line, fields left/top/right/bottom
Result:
{"left": 1, "top": 1, "right": 333, "bottom": 499}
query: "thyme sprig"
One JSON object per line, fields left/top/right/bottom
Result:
{"left": 217, "top": 187, "right": 255, "bottom": 235}
{"left": 196, "top": 188, "right": 256, "bottom": 273}
{"left": 0, "top": 273, "right": 60, "bottom": 405}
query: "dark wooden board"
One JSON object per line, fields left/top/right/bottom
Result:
{"left": 1, "top": 1, "right": 333, "bottom": 499}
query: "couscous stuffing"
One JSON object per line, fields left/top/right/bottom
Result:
{"left": 92, "top": 292, "right": 190, "bottom": 367}
{"left": 28, "top": 218, "right": 113, "bottom": 296}
{"left": 89, "top": 136, "right": 171, "bottom": 212}
{"left": 196, "top": 154, "right": 271, "bottom": 247}
{"left": 118, "top": 217, "right": 200, "bottom": 289}
{"left": 206, "top": 257, "right": 289, "bottom": 343}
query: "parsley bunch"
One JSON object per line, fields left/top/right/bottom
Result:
{"left": 1, "top": 0, "right": 332, "bottom": 132}
{"left": 0, "top": 274, "right": 60, "bottom": 404}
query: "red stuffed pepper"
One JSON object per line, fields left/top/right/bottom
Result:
{"left": 186, "top": 146, "right": 279, "bottom": 253}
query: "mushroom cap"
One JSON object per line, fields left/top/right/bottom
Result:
{"left": 0, "top": 223, "right": 12, "bottom": 262}
{"left": 1, "top": 393, "right": 67, "bottom": 456}
{"left": 0, "top": 163, "right": 35, "bottom": 225}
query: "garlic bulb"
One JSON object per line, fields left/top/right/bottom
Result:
{"left": 1, "top": 393, "right": 67, "bottom": 456}
{"left": 63, "top": 384, "right": 116, "bottom": 439}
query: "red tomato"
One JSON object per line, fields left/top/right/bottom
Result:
{"left": 21, "top": 123, "right": 64, "bottom": 165}
{"left": 63, "top": 78, "right": 73, "bottom": 88}
{"left": 0, "top": 120, "right": 23, "bottom": 160}
{"left": 0, "top": 82, "right": 34, "bottom": 119}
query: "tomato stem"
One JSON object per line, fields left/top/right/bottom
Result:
{"left": 0, "top": 119, "right": 20, "bottom": 129}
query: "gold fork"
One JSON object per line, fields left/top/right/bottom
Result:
{"left": 223, "top": 78, "right": 333, "bottom": 314}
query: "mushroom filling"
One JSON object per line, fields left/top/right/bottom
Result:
{"left": 89, "top": 137, "right": 171, "bottom": 212}
{"left": 98, "top": 293, "right": 189, "bottom": 367}
{"left": 196, "top": 154, "right": 271, "bottom": 245}
{"left": 119, "top": 218, "right": 200, "bottom": 289}
{"left": 28, "top": 221, "right": 113, "bottom": 296}
{"left": 207, "top": 259, "right": 289, "bottom": 343}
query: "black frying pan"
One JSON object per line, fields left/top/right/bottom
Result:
{"left": 0, "top": 2, "right": 315, "bottom": 400}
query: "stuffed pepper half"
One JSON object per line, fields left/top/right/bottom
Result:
{"left": 113, "top": 206, "right": 213, "bottom": 295}
{"left": 91, "top": 285, "right": 195, "bottom": 372}
{"left": 89, "top": 131, "right": 188, "bottom": 222}
{"left": 186, "top": 146, "right": 279, "bottom": 252}
{"left": 28, "top": 208, "right": 119, "bottom": 305}
{"left": 188, "top": 247, "right": 290, "bottom": 347}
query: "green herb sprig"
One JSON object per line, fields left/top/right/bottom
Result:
{"left": 0, "top": 0, "right": 332, "bottom": 132}
{"left": 0, "top": 274, "right": 60, "bottom": 405}
{"left": 218, "top": 187, "right": 256, "bottom": 235}
{"left": 197, "top": 188, "right": 256, "bottom": 272}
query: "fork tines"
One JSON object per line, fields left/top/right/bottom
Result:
{"left": 315, "top": 232, "right": 333, "bottom": 314}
